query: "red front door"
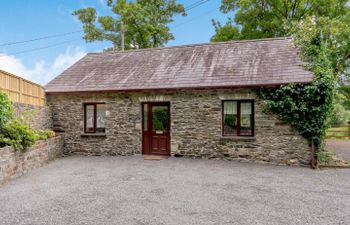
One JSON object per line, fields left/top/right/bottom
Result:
{"left": 142, "top": 102, "right": 170, "bottom": 156}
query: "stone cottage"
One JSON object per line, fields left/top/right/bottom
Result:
{"left": 45, "top": 38, "right": 314, "bottom": 166}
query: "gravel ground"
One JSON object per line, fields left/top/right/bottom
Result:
{"left": 326, "top": 140, "right": 350, "bottom": 161}
{"left": 0, "top": 156, "right": 349, "bottom": 225}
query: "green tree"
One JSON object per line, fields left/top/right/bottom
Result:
{"left": 329, "top": 92, "right": 349, "bottom": 126}
{"left": 73, "top": 0, "right": 186, "bottom": 50}
{"left": 211, "top": 18, "right": 241, "bottom": 42}
{"left": 213, "top": 0, "right": 349, "bottom": 41}
{"left": 292, "top": 14, "right": 350, "bottom": 77}
{"left": 338, "top": 85, "right": 350, "bottom": 110}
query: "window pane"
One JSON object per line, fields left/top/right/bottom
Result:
{"left": 86, "top": 105, "right": 94, "bottom": 132}
{"left": 240, "top": 102, "right": 253, "bottom": 135}
{"left": 143, "top": 104, "right": 148, "bottom": 131}
{"left": 96, "top": 104, "right": 106, "bottom": 133}
{"left": 152, "top": 106, "right": 168, "bottom": 131}
{"left": 223, "top": 101, "right": 237, "bottom": 135}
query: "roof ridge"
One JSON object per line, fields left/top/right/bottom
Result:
{"left": 87, "top": 37, "right": 292, "bottom": 55}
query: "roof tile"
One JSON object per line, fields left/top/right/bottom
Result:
{"left": 45, "top": 38, "right": 313, "bottom": 93}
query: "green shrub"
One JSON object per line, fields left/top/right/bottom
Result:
{"left": 0, "top": 92, "right": 14, "bottom": 129}
{"left": 35, "top": 129, "right": 55, "bottom": 140}
{"left": 0, "top": 117, "right": 36, "bottom": 151}
{"left": 317, "top": 150, "right": 333, "bottom": 164}
{"left": 0, "top": 94, "right": 55, "bottom": 151}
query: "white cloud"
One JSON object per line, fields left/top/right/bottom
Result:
{"left": 0, "top": 48, "right": 86, "bottom": 85}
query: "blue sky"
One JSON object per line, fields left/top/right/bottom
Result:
{"left": 0, "top": 0, "right": 229, "bottom": 85}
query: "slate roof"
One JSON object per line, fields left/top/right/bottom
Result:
{"left": 45, "top": 37, "right": 313, "bottom": 93}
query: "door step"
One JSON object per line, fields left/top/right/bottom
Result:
{"left": 143, "top": 155, "right": 169, "bottom": 160}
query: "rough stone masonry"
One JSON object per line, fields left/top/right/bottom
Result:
{"left": 0, "top": 136, "right": 63, "bottom": 183}
{"left": 13, "top": 102, "right": 53, "bottom": 130}
{"left": 47, "top": 89, "right": 311, "bottom": 166}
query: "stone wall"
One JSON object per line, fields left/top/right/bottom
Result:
{"left": 47, "top": 89, "right": 311, "bottom": 166}
{"left": 13, "top": 103, "right": 53, "bottom": 130}
{"left": 0, "top": 136, "right": 63, "bottom": 183}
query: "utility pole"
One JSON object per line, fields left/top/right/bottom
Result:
{"left": 121, "top": 20, "right": 125, "bottom": 51}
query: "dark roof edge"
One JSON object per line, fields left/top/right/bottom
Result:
{"left": 86, "top": 37, "right": 292, "bottom": 56}
{"left": 45, "top": 80, "right": 311, "bottom": 95}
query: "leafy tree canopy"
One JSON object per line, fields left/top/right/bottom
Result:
{"left": 338, "top": 85, "right": 350, "bottom": 111}
{"left": 73, "top": 0, "right": 186, "bottom": 50}
{"left": 214, "top": 0, "right": 349, "bottom": 40}
{"left": 328, "top": 92, "right": 350, "bottom": 126}
{"left": 211, "top": 18, "right": 241, "bottom": 42}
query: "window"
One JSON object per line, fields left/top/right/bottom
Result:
{"left": 222, "top": 100, "right": 254, "bottom": 136}
{"left": 84, "top": 103, "right": 106, "bottom": 133}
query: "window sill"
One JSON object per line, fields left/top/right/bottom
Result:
{"left": 220, "top": 136, "right": 256, "bottom": 141}
{"left": 81, "top": 133, "right": 106, "bottom": 137}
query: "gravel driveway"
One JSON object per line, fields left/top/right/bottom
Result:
{"left": 0, "top": 156, "right": 349, "bottom": 225}
{"left": 326, "top": 140, "right": 350, "bottom": 161}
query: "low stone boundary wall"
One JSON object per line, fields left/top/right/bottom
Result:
{"left": 0, "top": 136, "right": 63, "bottom": 183}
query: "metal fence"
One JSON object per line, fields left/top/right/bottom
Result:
{"left": 0, "top": 69, "right": 45, "bottom": 106}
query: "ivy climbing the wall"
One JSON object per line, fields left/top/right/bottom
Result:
{"left": 258, "top": 16, "right": 349, "bottom": 159}
{"left": 258, "top": 46, "right": 335, "bottom": 148}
